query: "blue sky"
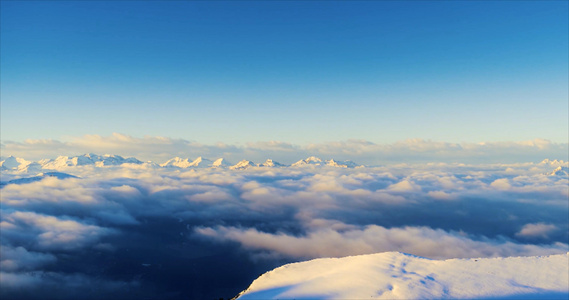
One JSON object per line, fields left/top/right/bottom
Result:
{"left": 1, "top": 1, "right": 568, "bottom": 145}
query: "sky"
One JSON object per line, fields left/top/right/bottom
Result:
{"left": 2, "top": 1, "right": 568, "bottom": 146}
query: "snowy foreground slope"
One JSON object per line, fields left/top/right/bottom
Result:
{"left": 236, "top": 252, "right": 569, "bottom": 299}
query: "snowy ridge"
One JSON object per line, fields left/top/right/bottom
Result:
{"left": 5, "top": 155, "right": 567, "bottom": 172}
{"left": 292, "top": 156, "right": 362, "bottom": 168}
{"left": 160, "top": 157, "right": 194, "bottom": 168}
{"left": 212, "top": 158, "right": 231, "bottom": 168}
{"left": 1, "top": 155, "right": 365, "bottom": 172}
{"left": 0, "top": 156, "right": 41, "bottom": 173}
{"left": 189, "top": 157, "right": 214, "bottom": 168}
{"left": 546, "top": 166, "right": 569, "bottom": 176}
{"left": 230, "top": 160, "right": 256, "bottom": 170}
{"left": 1, "top": 172, "right": 78, "bottom": 187}
{"left": 291, "top": 156, "right": 324, "bottom": 167}
{"left": 39, "top": 154, "right": 142, "bottom": 170}
{"left": 260, "top": 159, "right": 285, "bottom": 167}
{"left": 236, "top": 251, "right": 569, "bottom": 300}
{"left": 539, "top": 159, "right": 567, "bottom": 166}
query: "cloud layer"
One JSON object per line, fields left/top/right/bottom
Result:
{"left": 1, "top": 161, "right": 568, "bottom": 299}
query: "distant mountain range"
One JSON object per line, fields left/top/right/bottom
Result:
{"left": 0, "top": 154, "right": 364, "bottom": 173}
{"left": 2, "top": 155, "right": 567, "bottom": 176}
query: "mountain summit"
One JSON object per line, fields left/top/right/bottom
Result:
{"left": 235, "top": 252, "right": 569, "bottom": 300}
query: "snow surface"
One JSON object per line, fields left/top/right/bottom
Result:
{"left": 212, "top": 158, "right": 232, "bottom": 168}
{"left": 230, "top": 160, "right": 256, "bottom": 170}
{"left": 547, "top": 166, "right": 569, "bottom": 176}
{"left": 0, "top": 154, "right": 365, "bottom": 171}
{"left": 540, "top": 159, "right": 567, "bottom": 166}
{"left": 160, "top": 157, "right": 194, "bottom": 168}
{"left": 39, "top": 154, "right": 141, "bottom": 169}
{"left": 260, "top": 159, "right": 285, "bottom": 167}
{"left": 2, "top": 154, "right": 567, "bottom": 174}
{"left": 0, "top": 172, "right": 78, "bottom": 186}
{"left": 236, "top": 252, "right": 569, "bottom": 300}
{"left": 292, "top": 156, "right": 362, "bottom": 168}
{"left": 188, "top": 156, "right": 214, "bottom": 168}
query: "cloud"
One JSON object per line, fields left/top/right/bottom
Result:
{"left": 387, "top": 180, "right": 422, "bottom": 192}
{"left": 1, "top": 211, "right": 113, "bottom": 251}
{"left": 0, "top": 271, "right": 140, "bottom": 299}
{"left": 1, "top": 161, "right": 568, "bottom": 299}
{"left": 516, "top": 223, "right": 559, "bottom": 239}
{"left": 195, "top": 224, "right": 568, "bottom": 260}
{"left": 0, "top": 246, "right": 56, "bottom": 272}
{"left": 2, "top": 133, "right": 567, "bottom": 164}
{"left": 490, "top": 178, "right": 511, "bottom": 190}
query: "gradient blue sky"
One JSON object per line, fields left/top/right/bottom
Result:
{"left": 2, "top": 1, "right": 568, "bottom": 145}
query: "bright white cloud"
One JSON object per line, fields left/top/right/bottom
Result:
{"left": 0, "top": 161, "right": 567, "bottom": 298}
{"left": 516, "top": 223, "right": 559, "bottom": 239}
{"left": 2, "top": 211, "right": 112, "bottom": 250}
{"left": 195, "top": 224, "right": 568, "bottom": 260}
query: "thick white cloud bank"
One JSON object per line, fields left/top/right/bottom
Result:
{"left": 2, "top": 133, "right": 568, "bottom": 164}
{"left": 1, "top": 157, "right": 568, "bottom": 299}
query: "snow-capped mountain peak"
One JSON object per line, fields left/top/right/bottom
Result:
{"left": 212, "top": 158, "right": 231, "bottom": 168}
{"left": 539, "top": 159, "right": 567, "bottom": 166}
{"left": 189, "top": 156, "right": 214, "bottom": 168}
{"left": 230, "top": 160, "right": 256, "bottom": 170}
{"left": 291, "top": 156, "right": 324, "bottom": 167}
{"left": 39, "top": 154, "right": 142, "bottom": 170}
{"left": 546, "top": 166, "right": 569, "bottom": 176}
{"left": 326, "top": 159, "right": 360, "bottom": 168}
{"left": 160, "top": 157, "right": 193, "bottom": 168}
{"left": 292, "top": 156, "right": 361, "bottom": 168}
{"left": 260, "top": 159, "right": 285, "bottom": 167}
{"left": 0, "top": 156, "right": 32, "bottom": 171}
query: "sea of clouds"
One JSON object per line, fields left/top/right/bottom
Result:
{"left": 1, "top": 155, "right": 567, "bottom": 299}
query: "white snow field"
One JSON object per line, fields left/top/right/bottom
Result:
{"left": 236, "top": 252, "right": 569, "bottom": 299}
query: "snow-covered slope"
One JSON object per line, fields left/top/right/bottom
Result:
{"left": 230, "top": 160, "right": 256, "bottom": 170}
{"left": 260, "top": 159, "right": 285, "bottom": 167}
{"left": 547, "top": 166, "right": 569, "bottom": 176}
{"left": 292, "top": 156, "right": 324, "bottom": 167}
{"left": 1, "top": 172, "right": 79, "bottom": 187}
{"left": 326, "top": 159, "right": 360, "bottom": 168}
{"left": 0, "top": 156, "right": 30, "bottom": 170}
{"left": 2, "top": 154, "right": 365, "bottom": 171}
{"left": 0, "top": 156, "right": 40, "bottom": 173}
{"left": 188, "top": 157, "right": 214, "bottom": 168}
{"left": 40, "top": 154, "right": 142, "bottom": 169}
{"left": 539, "top": 159, "right": 567, "bottom": 166}
{"left": 236, "top": 252, "right": 569, "bottom": 300}
{"left": 212, "top": 158, "right": 232, "bottom": 168}
{"left": 292, "top": 156, "right": 362, "bottom": 168}
{"left": 160, "top": 157, "right": 194, "bottom": 168}
{"left": 161, "top": 157, "right": 221, "bottom": 168}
